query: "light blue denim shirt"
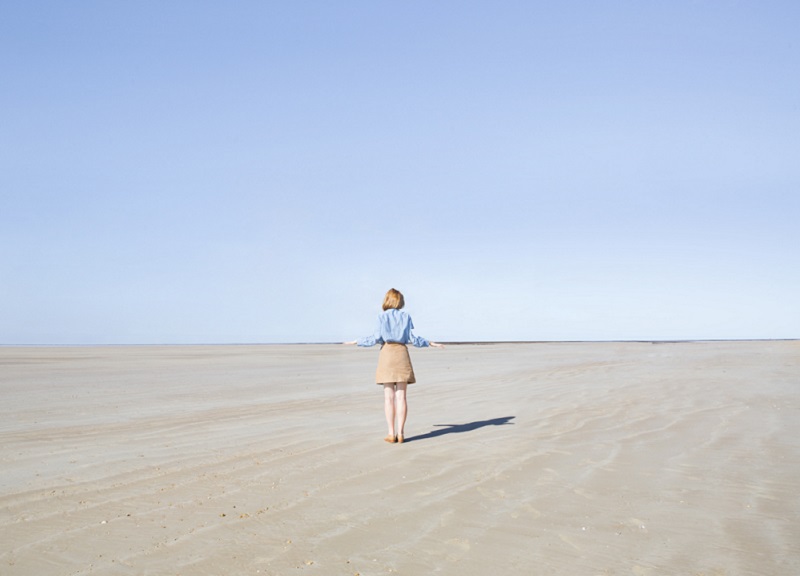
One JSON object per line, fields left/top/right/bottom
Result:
{"left": 357, "top": 309, "right": 430, "bottom": 348}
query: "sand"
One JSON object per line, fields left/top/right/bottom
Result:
{"left": 1, "top": 341, "right": 798, "bottom": 575}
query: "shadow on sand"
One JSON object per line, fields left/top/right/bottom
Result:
{"left": 403, "top": 416, "right": 515, "bottom": 443}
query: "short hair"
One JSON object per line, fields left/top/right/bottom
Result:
{"left": 382, "top": 288, "right": 405, "bottom": 311}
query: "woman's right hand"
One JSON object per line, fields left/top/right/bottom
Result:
{"left": 430, "top": 342, "right": 445, "bottom": 349}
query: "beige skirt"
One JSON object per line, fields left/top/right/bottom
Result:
{"left": 375, "top": 343, "right": 416, "bottom": 384}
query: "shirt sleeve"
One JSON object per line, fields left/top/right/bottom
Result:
{"left": 407, "top": 317, "right": 430, "bottom": 347}
{"left": 409, "top": 331, "right": 430, "bottom": 347}
{"left": 356, "top": 317, "right": 384, "bottom": 347}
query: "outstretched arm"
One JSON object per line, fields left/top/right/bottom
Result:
{"left": 348, "top": 317, "right": 383, "bottom": 347}
{"left": 409, "top": 331, "right": 444, "bottom": 348}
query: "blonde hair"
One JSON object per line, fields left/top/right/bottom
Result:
{"left": 382, "top": 288, "right": 405, "bottom": 311}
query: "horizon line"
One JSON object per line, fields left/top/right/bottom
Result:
{"left": 1, "top": 338, "right": 797, "bottom": 348}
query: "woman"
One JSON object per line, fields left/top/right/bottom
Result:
{"left": 344, "top": 288, "right": 444, "bottom": 444}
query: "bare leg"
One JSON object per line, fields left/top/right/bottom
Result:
{"left": 395, "top": 382, "right": 408, "bottom": 442}
{"left": 383, "top": 383, "right": 397, "bottom": 441}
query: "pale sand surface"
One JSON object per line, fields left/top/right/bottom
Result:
{"left": 1, "top": 341, "right": 798, "bottom": 576}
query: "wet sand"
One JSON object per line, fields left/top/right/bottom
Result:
{"left": 1, "top": 341, "right": 798, "bottom": 575}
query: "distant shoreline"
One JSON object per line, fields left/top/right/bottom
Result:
{"left": 1, "top": 338, "right": 797, "bottom": 348}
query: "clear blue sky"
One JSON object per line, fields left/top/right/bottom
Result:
{"left": 2, "top": 1, "right": 798, "bottom": 344}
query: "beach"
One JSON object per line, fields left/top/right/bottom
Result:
{"left": 1, "top": 341, "right": 798, "bottom": 575}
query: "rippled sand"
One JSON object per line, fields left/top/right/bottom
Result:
{"left": 1, "top": 341, "right": 798, "bottom": 575}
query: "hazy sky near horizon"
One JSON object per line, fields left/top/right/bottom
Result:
{"left": 2, "top": 1, "right": 798, "bottom": 344}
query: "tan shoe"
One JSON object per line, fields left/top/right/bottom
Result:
{"left": 384, "top": 435, "right": 397, "bottom": 443}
